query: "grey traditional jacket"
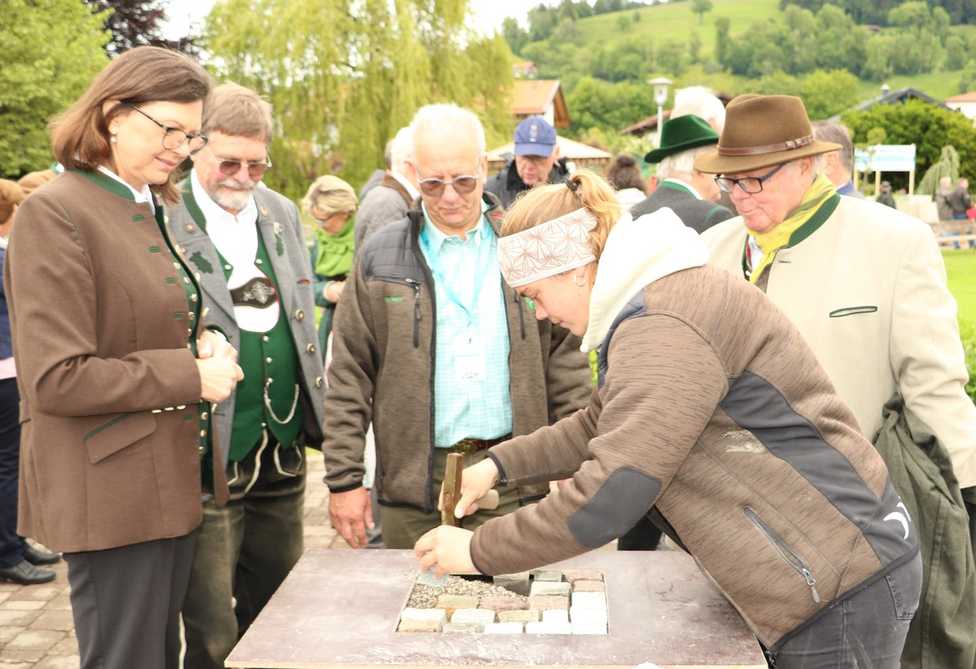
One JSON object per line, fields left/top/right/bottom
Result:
{"left": 167, "top": 178, "right": 326, "bottom": 472}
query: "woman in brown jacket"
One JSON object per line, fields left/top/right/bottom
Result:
{"left": 416, "top": 171, "right": 922, "bottom": 668}
{"left": 4, "top": 47, "right": 242, "bottom": 669}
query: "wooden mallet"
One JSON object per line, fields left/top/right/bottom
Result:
{"left": 440, "top": 453, "right": 500, "bottom": 526}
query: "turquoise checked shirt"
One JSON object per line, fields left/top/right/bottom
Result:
{"left": 419, "top": 201, "right": 513, "bottom": 447}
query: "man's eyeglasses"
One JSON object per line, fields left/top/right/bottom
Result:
{"left": 124, "top": 104, "right": 208, "bottom": 154}
{"left": 216, "top": 157, "right": 273, "bottom": 181}
{"left": 715, "top": 162, "right": 787, "bottom": 195}
{"left": 417, "top": 173, "right": 480, "bottom": 198}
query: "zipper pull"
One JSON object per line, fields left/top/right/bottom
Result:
{"left": 802, "top": 568, "right": 821, "bottom": 603}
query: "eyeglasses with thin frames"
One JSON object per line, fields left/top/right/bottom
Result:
{"left": 417, "top": 171, "right": 481, "bottom": 198}
{"left": 715, "top": 162, "right": 788, "bottom": 195}
{"left": 214, "top": 155, "right": 273, "bottom": 181}
{"left": 123, "top": 104, "right": 208, "bottom": 155}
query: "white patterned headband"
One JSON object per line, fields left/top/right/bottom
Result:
{"left": 497, "top": 208, "right": 598, "bottom": 288}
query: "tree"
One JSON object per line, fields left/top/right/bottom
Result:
{"left": 1, "top": 0, "right": 110, "bottom": 176}
{"left": 798, "top": 69, "right": 860, "bottom": 119}
{"left": 918, "top": 145, "right": 960, "bottom": 196}
{"left": 205, "top": 0, "right": 514, "bottom": 200}
{"left": 688, "top": 31, "right": 703, "bottom": 64}
{"left": 566, "top": 77, "right": 651, "bottom": 134}
{"left": 945, "top": 35, "right": 967, "bottom": 71}
{"left": 84, "top": 1, "right": 195, "bottom": 54}
{"left": 844, "top": 99, "right": 976, "bottom": 191}
{"left": 502, "top": 17, "right": 529, "bottom": 56}
{"left": 714, "top": 16, "right": 731, "bottom": 67}
{"left": 657, "top": 41, "right": 688, "bottom": 76}
{"left": 691, "top": 0, "right": 713, "bottom": 24}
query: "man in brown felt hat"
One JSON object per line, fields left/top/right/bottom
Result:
{"left": 698, "top": 94, "right": 976, "bottom": 669}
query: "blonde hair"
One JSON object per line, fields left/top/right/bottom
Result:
{"left": 302, "top": 175, "right": 357, "bottom": 217}
{"left": 50, "top": 46, "right": 212, "bottom": 204}
{"left": 203, "top": 83, "right": 273, "bottom": 143}
{"left": 501, "top": 170, "right": 621, "bottom": 259}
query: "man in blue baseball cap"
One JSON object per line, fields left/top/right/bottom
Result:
{"left": 486, "top": 116, "right": 568, "bottom": 208}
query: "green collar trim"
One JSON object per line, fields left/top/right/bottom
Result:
{"left": 181, "top": 179, "right": 208, "bottom": 231}
{"left": 658, "top": 179, "right": 697, "bottom": 198}
{"left": 74, "top": 169, "right": 138, "bottom": 202}
{"left": 787, "top": 193, "right": 840, "bottom": 248}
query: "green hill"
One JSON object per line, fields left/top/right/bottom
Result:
{"left": 532, "top": 0, "right": 971, "bottom": 103}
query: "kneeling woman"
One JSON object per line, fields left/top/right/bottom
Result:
{"left": 415, "top": 171, "right": 922, "bottom": 668}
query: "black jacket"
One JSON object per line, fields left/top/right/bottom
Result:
{"left": 631, "top": 180, "right": 733, "bottom": 234}
{"left": 485, "top": 158, "right": 570, "bottom": 209}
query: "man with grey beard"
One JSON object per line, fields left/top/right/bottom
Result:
{"left": 166, "top": 83, "right": 326, "bottom": 669}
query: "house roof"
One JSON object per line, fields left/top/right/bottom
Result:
{"left": 946, "top": 91, "right": 976, "bottom": 103}
{"left": 850, "top": 87, "right": 949, "bottom": 112}
{"left": 512, "top": 80, "right": 570, "bottom": 128}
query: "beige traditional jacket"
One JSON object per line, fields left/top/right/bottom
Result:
{"left": 702, "top": 194, "right": 976, "bottom": 488}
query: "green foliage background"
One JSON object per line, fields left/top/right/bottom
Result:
{"left": 0, "top": 0, "right": 110, "bottom": 176}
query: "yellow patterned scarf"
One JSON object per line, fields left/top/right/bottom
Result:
{"left": 748, "top": 174, "right": 836, "bottom": 284}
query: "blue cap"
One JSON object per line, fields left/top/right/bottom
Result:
{"left": 514, "top": 116, "right": 557, "bottom": 157}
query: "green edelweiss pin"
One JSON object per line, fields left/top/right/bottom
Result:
{"left": 189, "top": 251, "right": 213, "bottom": 274}
{"left": 273, "top": 221, "right": 284, "bottom": 256}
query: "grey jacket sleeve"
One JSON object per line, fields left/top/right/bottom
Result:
{"left": 322, "top": 264, "right": 378, "bottom": 491}
{"left": 355, "top": 194, "right": 407, "bottom": 253}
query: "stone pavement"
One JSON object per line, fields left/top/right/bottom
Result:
{"left": 0, "top": 450, "right": 347, "bottom": 669}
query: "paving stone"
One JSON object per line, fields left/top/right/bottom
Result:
{"left": 571, "top": 621, "right": 608, "bottom": 635}
{"left": 525, "top": 621, "right": 572, "bottom": 634}
{"left": 29, "top": 610, "right": 74, "bottom": 632}
{"left": 5, "top": 629, "right": 63, "bottom": 651}
{"left": 493, "top": 573, "right": 531, "bottom": 596}
{"left": 435, "top": 595, "right": 479, "bottom": 613}
{"left": 397, "top": 618, "right": 442, "bottom": 633}
{"left": 0, "top": 626, "right": 25, "bottom": 643}
{"left": 570, "top": 606, "right": 608, "bottom": 624}
{"left": 450, "top": 608, "right": 495, "bottom": 626}
{"left": 0, "top": 610, "right": 41, "bottom": 627}
{"left": 0, "top": 661, "right": 32, "bottom": 669}
{"left": 9, "top": 588, "right": 59, "bottom": 602}
{"left": 0, "top": 593, "right": 10, "bottom": 604}
{"left": 49, "top": 635, "right": 79, "bottom": 655}
{"left": 3, "top": 601, "right": 45, "bottom": 611}
{"left": 498, "top": 609, "right": 540, "bottom": 623}
{"left": 527, "top": 595, "right": 569, "bottom": 611}
{"left": 399, "top": 608, "right": 447, "bottom": 623}
{"left": 562, "top": 569, "right": 604, "bottom": 583}
{"left": 484, "top": 622, "right": 524, "bottom": 634}
{"left": 571, "top": 592, "right": 606, "bottom": 610}
{"left": 0, "top": 648, "right": 45, "bottom": 663}
{"left": 541, "top": 609, "right": 569, "bottom": 624}
{"left": 442, "top": 623, "right": 484, "bottom": 633}
{"left": 44, "top": 597, "right": 72, "bottom": 611}
{"left": 571, "top": 580, "right": 606, "bottom": 593}
{"left": 529, "top": 581, "right": 571, "bottom": 597}
{"left": 32, "top": 656, "right": 82, "bottom": 669}
{"left": 530, "top": 570, "right": 564, "bottom": 582}
{"left": 479, "top": 596, "right": 526, "bottom": 612}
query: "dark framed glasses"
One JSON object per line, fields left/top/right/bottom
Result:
{"left": 417, "top": 173, "right": 480, "bottom": 198}
{"left": 216, "top": 157, "right": 273, "bottom": 181}
{"left": 123, "top": 104, "right": 208, "bottom": 154}
{"left": 715, "top": 162, "right": 788, "bottom": 195}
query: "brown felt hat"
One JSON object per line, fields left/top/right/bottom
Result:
{"left": 694, "top": 95, "right": 841, "bottom": 174}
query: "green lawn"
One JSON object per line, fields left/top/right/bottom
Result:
{"left": 945, "top": 249, "right": 976, "bottom": 326}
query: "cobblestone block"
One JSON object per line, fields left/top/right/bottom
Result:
{"left": 450, "top": 609, "right": 495, "bottom": 626}
{"left": 571, "top": 592, "right": 606, "bottom": 610}
{"left": 484, "top": 622, "right": 524, "bottom": 634}
{"left": 571, "top": 580, "right": 606, "bottom": 593}
{"left": 562, "top": 569, "right": 604, "bottom": 583}
{"left": 478, "top": 596, "right": 526, "bottom": 612}
{"left": 5, "top": 630, "right": 63, "bottom": 651}
{"left": 570, "top": 606, "right": 607, "bottom": 625}
{"left": 399, "top": 608, "right": 447, "bottom": 623}
{"left": 498, "top": 609, "right": 540, "bottom": 623}
{"left": 29, "top": 611, "right": 74, "bottom": 632}
{"left": 0, "top": 611, "right": 41, "bottom": 627}
{"left": 442, "top": 623, "right": 483, "bottom": 633}
{"left": 541, "top": 609, "right": 569, "bottom": 624}
{"left": 2, "top": 602, "right": 44, "bottom": 612}
{"left": 529, "top": 581, "right": 570, "bottom": 597}
{"left": 435, "top": 595, "right": 478, "bottom": 613}
{"left": 527, "top": 595, "right": 569, "bottom": 611}
{"left": 0, "top": 626, "right": 24, "bottom": 643}
{"left": 397, "top": 618, "right": 442, "bottom": 633}
{"left": 530, "top": 570, "right": 563, "bottom": 582}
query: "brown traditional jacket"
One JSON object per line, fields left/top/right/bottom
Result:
{"left": 5, "top": 171, "right": 205, "bottom": 553}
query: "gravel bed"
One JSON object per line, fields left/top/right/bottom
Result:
{"left": 407, "top": 575, "right": 528, "bottom": 609}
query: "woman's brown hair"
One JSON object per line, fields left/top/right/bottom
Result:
{"left": 606, "top": 154, "right": 645, "bottom": 193}
{"left": 51, "top": 46, "right": 212, "bottom": 204}
{"left": 501, "top": 171, "right": 621, "bottom": 259}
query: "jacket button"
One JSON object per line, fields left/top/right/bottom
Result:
{"left": 314, "top": 376, "right": 323, "bottom": 388}
{"left": 306, "top": 343, "right": 316, "bottom": 353}
{"left": 294, "top": 309, "right": 305, "bottom": 321}
{"left": 185, "top": 224, "right": 194, "bottom": 232}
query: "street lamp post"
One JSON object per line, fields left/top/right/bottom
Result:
{"left": 650, "top": 77, "right": 672, "bottom": 148}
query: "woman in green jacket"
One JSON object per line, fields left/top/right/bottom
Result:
{"left": 304, "top": 175, "right": 357, "bottom": 358}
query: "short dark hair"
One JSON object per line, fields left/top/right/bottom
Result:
{"left": 51, "top": 46, "right": 212, "bottom": 204}
{"left": 606, "top": 154, "right": 645, "bottom": 193}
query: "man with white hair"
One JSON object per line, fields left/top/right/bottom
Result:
{"left": 631, "top": 114, "right": 733, "bottom": 233}
{"left": 671, "top": 85, "right": 726, "bottom": 133}
{"left": 323, "top": 103, "right": 591, "bottom": 549}
{"left": 354, "top": 126, "right": 420, "bottom": 253}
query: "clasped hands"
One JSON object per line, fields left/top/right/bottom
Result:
{"left": 195, "top": 330, "right": 244, "bottom": 403}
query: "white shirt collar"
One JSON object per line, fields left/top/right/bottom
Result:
{"left": 97, "top": 165, "right": 155, "bottom": 212}
{"left": 391, "top": 170, "right": 419, "bottom": 200}
{"left": 190, "top": 169, "right": 258, "bottom": 228}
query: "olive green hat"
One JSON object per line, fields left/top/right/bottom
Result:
{"left": 643, "top": 114, "right": 719, "bottom": 164}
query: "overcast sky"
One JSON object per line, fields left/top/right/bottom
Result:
{"left": 161, "top": 0, "right": 563, "bottom": 40}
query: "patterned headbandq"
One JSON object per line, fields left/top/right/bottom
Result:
{"left": 497, "top": 208, "right": 598, "bottom": 288}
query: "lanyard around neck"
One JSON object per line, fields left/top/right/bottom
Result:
{"left": 420, "top": 220, "right": 496, "bottom": 325}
